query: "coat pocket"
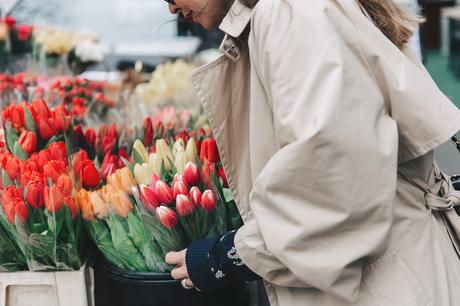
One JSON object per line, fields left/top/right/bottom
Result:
{"left": 360, "top": 253, "right": 432, "bottom": 306}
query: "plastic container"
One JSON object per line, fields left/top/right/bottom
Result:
{"left": 95, "top": 257, "right": 249, "bottom": 306}
{"left": 0, "top": 261, "right": 94, "bottom": 306}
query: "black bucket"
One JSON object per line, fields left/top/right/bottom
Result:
{"left": 452, "top": 175, "right": 460, "bottom": 191}
{"left": 95, "top": 256, "right": 250, "bottom": 306}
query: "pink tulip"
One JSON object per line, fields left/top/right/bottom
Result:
{"left": 176, "top": 194, "right": 195, "bottom": 216}
{"left": 140, "top": 184, "right": 160, "bottom": 211}
{"left": 201, "top": 190, "right": 217, "bottom": 212}
{"left": 183, "top": 162, "right": 200, "bottom": 186}
{"left": 155, "top": 180, "right": 174, "bottom": 205}
{"left": 156, "top": 206, "right": 178, "bottom": 229}
{"left": 172, "top": 181, "right": 188, "bottom": 199}
{"left": 172, "top": 174, "right": 188, "bottom": 188}
{"left": 189, "top": 187, "right": 202, "bottom": 207}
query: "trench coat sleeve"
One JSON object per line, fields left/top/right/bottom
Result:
{"left": 234, "top": 1, "right": 398, "bottom": 301}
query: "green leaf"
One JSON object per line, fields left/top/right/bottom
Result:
{"left": 2, "top": 170, "right": 14, "bottom": 188}
{"left": 13, "top": 142, "right": 29, "bottom": 161}
{"left": 132, "top": 148, "right": 144, "bottom": 166}
{"left": 4, "top": 121, "right": 19, "bottom": 153}
{"left": 121, "top": 157, "right": 134, "bottom": 176}
{"left": 23, "top": 105, "right": 37, "bottom": 133}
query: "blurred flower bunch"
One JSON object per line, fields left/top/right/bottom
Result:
{"left": 133, "top": 60, "right": 198, "bottom": 110}
{"left": 0, "top": 97, "right": 85, "bottom": 270}
{"left": 68, "top": 41, "right": 106, "bottom": 75}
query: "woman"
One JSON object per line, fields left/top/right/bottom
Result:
{"left": 165, "top": 1, "right": 460, "bottom": 305}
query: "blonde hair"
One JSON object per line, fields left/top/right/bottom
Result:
{"left": 239, "top": 0, "right": 424, "bottom": 49}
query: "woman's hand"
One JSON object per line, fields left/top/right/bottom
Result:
{"left": 165, "top": 249, "right": 195, "bottom": 289}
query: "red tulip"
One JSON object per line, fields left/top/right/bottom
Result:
{"left": 5, "top": 16, "right": 16, "bottom": 29}
{"left": 18, "top": 130, "right": 37, "bottom": 154}
{"left": 102, "top": 130, "right": 117, "bottom": 155}
{"left": 201, "top": 190, "right": 217, "bottom": 212}
{"left": 140, "top": 184, "right": 159, "bottom": 211}
{"left": 156, "top": 206, "right": 178, "bottom": 229}
{"left": 201, "top": 162, "right": 216, "bottom": 188}
{"left": 84, "top": 128, "right": 96, "bottom": 148}
{"left": 155, "top": 180, "right": 173, "bottom": 205}
{"left": 150, "top": 173, "right": 160, "bottom": 186}
{"left": 31, "top": 98, "right": 50, "bottom": 117}
{"left": 172, "top": 181, "right": 188, "bottom": 199}
{"left": 43, "top": 159, "right": 66, "bottom": 182}
{"left": 36, "top": 113, "right": 56, "bottom": 140}
{"left": 176, "top": 194, "right": 195, "bottom": 216}
{"left": 37, "top": 148, "right": 52, "bottom": 170}
{"left": 44, "top": 185, "right": 65, "bottom": 213}
{"left": 4, "top": 154, "right": 21, "bottom": 180}
{"left": 189, "top": 187, "right": 202, "bottom": 207}
{"left": 64, "top": 196, "right": 78, "bottom": 218}
{"left": 25, "top": 174, "right": 44, "bottom": 209}
{"left": 218, "top": 167, "right": 229, "bottom": 188}
{"left": 118, "top": 149, "right": 130, "bottom": 168}
{"left": 184, "top": 162, "right": 200, "bottom": 186}
{"left": 100, "top": 154, "right": 117, "bottom": 179}
{"left": 79, "top": 160, "right": 100, "bottom": 188}
{"left": 14, "top": 199, "right": 29, "bottom": 223}
{"left": 3, "top": 104, "right": 25, "bottom": 131}
{"left": 17, "top": 24, "right": 33, "bottom": 41}
{"left": 176, "top": 130, "right": 189, "bottom": 145}
{"left": 48, "top": 141, "right": 67, "bottom": 161}
{"left": 200, "top": 138, "right": 220, "bottom": 163}
{"left": 144, "top": 118, "right": 153, "bottom": 147}
{"left": 56, "top": 173, "right": 72, "bottom": 196}
{"left": 2, "top": 186, "right": 21, "bottom": 204}
{"left": 72, "top": 125, "right": 86, "bottom": 148}
{"left": 52, "top": 105, "right": 71, "bottom": 132}
{"left": 72, "top": 150, "right": 89, "bottom": 174}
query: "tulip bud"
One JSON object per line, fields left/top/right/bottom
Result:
{"left": 56, "top": 173, "right": 73, "bottom": 196}
{"left": 176, "top": 194, "right": 195, "bottom": 216}
{"left": 172, "top": 174, "right": 187, "bottom": 187}
{"left": 155, "top": 180, "right": 173, "bottom": 205}
{"left": 108, "top": 167, "right": 134, "bottom": 192}
{"left": 48, "top": 141, "right": 67, "bottom": 161}
{"left": 190, "top": 187, "right": 202, "bottom": 206}
{"left": 173, "top": 138, "right": 185, "bottom": 157}
{"left": 84, "top": 128, "right": 96, "bottom": 148}
{"left": 133, "top": 139, "right": 149, "bottom": 163}
{"left": 88, "top": 191, "right": 109, "bottom": 219}
{"left": 184, "top": 162, "right": 200, "bottom": 186}
{"left": 156, "top": 206, "right": 178, "bottom": 229}
{"left": 14, "top": 199, "right": 29, "bottom": 223}
{"left": 65, "top": 196, "right": 78, "bottom": 219}
{"left": 77, "top": 189, "right": 94, "bottom": 221}
{"left": 200, "top": 138, "right": 220, "bottom": 163}
{"left": 148, "top": 153, "right": 163, "bottom": 176}
{"left": 151, "top": 173, "right": 160, "bottom": 187}
{"left": 4, "top": 154, "right": 21, "bottom": 180}
{"left": 201, "top": 190, "right": 217, "bottom": 212}
{"left": 174, "top": 147, "right": 187, "bottom": 174}
{"left": 172, "top": 181, "right": 188, "bottom": 199}
{"left": 134, "top": 162, "right": 154, "bottom": 185}
{"left": 185, "top": 138, "right": 197, "bottom": 163}
{"left": 110, "top": 191, "right": 133, "bottom": 218}
{"left": 18, "top": 130, "right": 37, "bottom": 154}
{"left": 44, "top": 185, "right": 65, "bottom": 213}
{"left": 140, "top": 184, "right": 159, "bottom": 211}
{"left": 156, "top": 139, "right": 174, "bottom": 171}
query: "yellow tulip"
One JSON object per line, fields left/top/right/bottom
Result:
{"left": 107, "top": 167, "right": 135, "bottom": 192}
{"left": 156, "top": 139, "right": 174, "bottom": 171}
{"left": 148, "top": 153, "right": 163, "bottom": 176}
{"left": 134, "top": 162, "right": 155, "bottom": 185}
{"left": 185, "top": 138, "right": 197, "bottom": 163}
{"left": 133, "top": 139, "right": 149, "bottom": 163}
{"left": 173, "top": 138, "right": 185, "bottom": 157}
{"left": 175, "top": 147, "right": 187, "bottom": 174}
{"left": 77, "top": 189, "right": 94, "bottom": 221}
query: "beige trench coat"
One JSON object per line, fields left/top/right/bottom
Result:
{"left": 190, "top": 0, "right": 460, "bottom": 305}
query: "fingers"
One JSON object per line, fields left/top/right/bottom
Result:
{"left": 171, "top": 265, "right": 189, "bottom": 280}
{"left": 165, "top": 249, "right": 186, "bottom": 265}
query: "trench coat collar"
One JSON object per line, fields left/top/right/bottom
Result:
{"left": 219, "top": 0, "right": 253, "bottom": 38}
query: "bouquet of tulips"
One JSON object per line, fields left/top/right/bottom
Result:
{"left": 76, "top": 127, "right": 242, "bottom": 272}
{"left": 0, "top": 98, "right": 85, "bottom": 271}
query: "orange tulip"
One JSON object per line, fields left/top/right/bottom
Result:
{"left": 110, "top": 191, "right": 133, "bottom": 218}
{"left": 56, "top": 173, "right": 73, "bottom": 196}
{"left": 107, "top": 167, "right": 134, "bottom": 192}
{"left": 65, "top": 196, "right": 78, "bottom": 218}
{"left": 44, "top": 185, "right": 65, "bottom": 213}
{"left": 77, "top": 189, "right": 94, "bottom": 221}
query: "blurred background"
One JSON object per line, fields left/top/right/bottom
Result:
{"left": 0, "top": 0, "right": 460, "bottom": 172}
